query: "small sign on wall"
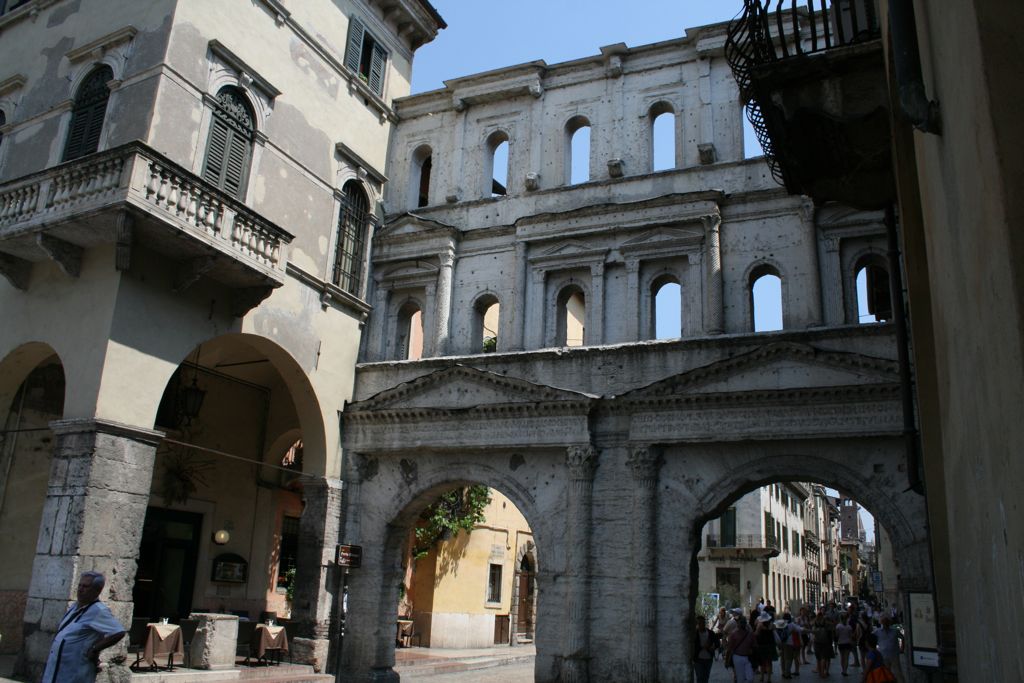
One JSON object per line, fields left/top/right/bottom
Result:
{"left": 211, "top": 553, "right": 248, "bottom": 583}
{"left": 908, "top": 592, "right": 939, "bottom": 668}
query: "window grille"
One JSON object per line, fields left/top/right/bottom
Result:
{"left": 344, "top": 16, "right": 388, "bottom": 95}
{"left": 201, "top": 88, "right": 255, "bottom": 199}
{"left": 487, "top": 563, "right": 502, "bottom": 603}
{"left": 62, "top": 65, "right": 113, "bottom": 162}
{"left": 332, "top": 181, "right": 370, "bottom": 296}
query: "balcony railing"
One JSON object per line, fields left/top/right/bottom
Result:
{"left": 725, "top": 1, "right": 882, "bottom": 188}
{"left": 0, "top": 141, "right": 292, "bottom": 290}
{"left": 705, "top": 533, "right": 781, "bottom": 558}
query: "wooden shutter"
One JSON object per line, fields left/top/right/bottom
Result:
{"left": 368, "top": 42, "right": 387, "bottom": 94}
{"left": 201, "top": 88, "right": 254, "bottom": 199}
{"left": 344, "top": 16, "right": 365, "bottom": 73}
{"left": 201, "top": 117, "right": 230, "bottom": 187}
{"left": 63, "top": 66, "right": 113, "bottom": 162}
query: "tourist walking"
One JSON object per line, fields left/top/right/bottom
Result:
{"left": 777, "top": 616, "right": 800, "bottom": 680}
{"left": 836, "top": 612, "right": 856, "bottom": 676}
{"left": 873, "top": 617, "right": 903, "bottom": 682}
{"left": 812, "top": 611, "right": 835, "bottom": 678}
{"left": 693, "top": 615, "right": 720, "bottom": 683}
{"left": 861, "top": 632, "right": 898, "bottom": 683}
{"left": 798, "top": 606, "right": 813, "bottom": 665}
{"left": 754, "top": 613, "right": 779, "bottom": 682}
{"left": 728, "top": 615, "right": 758, "bottom": 683}
{"left": 42, "top": 571, "right": 126, "bottom": 683}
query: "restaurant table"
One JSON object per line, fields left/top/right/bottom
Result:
{"left": 254, "top": 623, "right": 289, "bottom": 660}
{"left": 143, "top": 622, "right": 184, "bottom": 669}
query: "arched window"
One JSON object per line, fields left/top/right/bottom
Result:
{"left": 557, "top": 286, "right": 586, "bottom": 347}
{"left": 332, "top": 180, "right": 370, "bottom": 296}
{"left": 565, "top": 116, "right": 591, "bottom": 185}
{"left": 652, "top": 276, "right": 682, "bottom": 339}
{"left": 650, "top": 102, "right": 675, "bottom": 172}
{"left": 411, "top": 145, "right": 432, "bottom": 208}
{"left": 201, "top": 87, "right": 255, "bottom": 200}
{"left": 474, "top": 295, "right": 500, "bottom": 353}
{"left": 750, "top": 266, "right": 783, "bottom": 332}
{"left": 856, "top": 260, "right": 891, "bottom": 323}
{"left": 487, "top": 131, "right": 509, "bottom": 197}
{"left": 396, "top": 302, "right": 423, "bottom": 361}
{"left": 62, "top": 65, "right": 113, "bottom": 162}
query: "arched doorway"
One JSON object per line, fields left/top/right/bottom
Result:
{"left": 0, "top": 343, "right": 65, "bottom": 655}
{"left": 133, "top": 333, "right": 329, "bottom": 638}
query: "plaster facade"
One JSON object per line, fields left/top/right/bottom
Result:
{"left": 0, "top": 0, "right": 443, "bottom": 677}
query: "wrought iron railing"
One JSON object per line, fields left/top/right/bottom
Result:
{"left": 725, "top": 1, "right": 882, "bottom": 185}
{"left": 706, "top": 533, "right": 781, "bottom": 552}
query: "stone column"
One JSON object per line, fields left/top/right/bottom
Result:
{"left": 433, "top": 249, "right": 455, "bottom": 356}
{"left": 626, "top": 258, "right": 641, "bottom": 340}
{"left": 422, "top": 282, "right": 437, "bottom": 358}
{"left": 17, "top": 418, "right": 162, "bottom": 681}
{"left": 509, "top": 241, "right": 529, "bottom": 351}
{"left": 588, "top": 262, "right": 605, "bottom": 345}
{"left": 290, "top": 477, "right": 343, "bottom": 669}
{"left": 369, "top": 285, "right": 389, "bottom": 361}
{"left": 627, "top": 446, "right": 662, "bottom": 682}
{"left": 799, "top": 199, "right": 824, "bottom": 327}
{"left": 563, "top": 445, "right": 598, "bottom": 683}
{"left": 819, "top": 235, "right": 844, "bottom": 325}
{"left": 702, "top": 213, "right": 725, "bottom": 335}
{"left": 530, "top": 268, "right": 547, "bottom": 348}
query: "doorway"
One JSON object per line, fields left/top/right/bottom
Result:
{"left": 132, "top": 507, "right": 203, "bottom": 621}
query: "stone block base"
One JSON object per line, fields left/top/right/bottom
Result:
{"left": 189, "top": 613, "right": 239, "bottom": 670}
{"left": 0, "top": 590, "right": 26, "bottom": 654}
{"left": 291, "top": 637, "right": 330, "bottom": 672}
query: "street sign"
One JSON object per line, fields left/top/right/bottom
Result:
{"left": 336, "top": 544, "right": 362, "bottom": 568}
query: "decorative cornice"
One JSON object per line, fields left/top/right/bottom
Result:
{"left": 335, "top": 141, "right": 387, "bottom": 186}
{"left": 208, "top": 40, "right": 281, "bottom": 99}
{"left": 0, "top": 75, "right": 27, "bottom": 97}
{"left": 344, "top": 400, "right": 596, "bottom": 424}
{"left": 65, "top": 26, "right": 137, "bottom": 63}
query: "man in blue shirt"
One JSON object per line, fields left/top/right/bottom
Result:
{"left": 42, "top": 571, "right": 126, "bottom": 682}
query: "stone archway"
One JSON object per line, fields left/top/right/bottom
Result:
{"left": 0, "top": 342, "right": 65, "bottom": 657}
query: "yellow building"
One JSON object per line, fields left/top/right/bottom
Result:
{"left": 407, "top": 489, "right": 536, "bottom": 649}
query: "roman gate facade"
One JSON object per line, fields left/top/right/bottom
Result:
{"left": 340, "top": 20, "right": 933, "bottom": 683}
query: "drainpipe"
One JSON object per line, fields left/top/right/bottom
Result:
{"left": 885, "top": 205, "right": 923, "bottom": 494}
{"left": 889, "top": 0, "right": 941, "bottom": 134}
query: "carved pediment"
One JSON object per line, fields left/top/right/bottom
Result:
{"left": 623, "top": 342, "right": 899, "bottom": 400}
{"left": 541, "top": 240, "right": 592, "bottom": 257}
{"left": 376, "top": 213, "right": 458, "bottom": 240}
{"left": 349, "top": 365, "right": 597, "bottom": 412}
{"left": 620, "top": 226, "right": 704, "bottom": 255}
{"left": 377, "top": 260, "right": 439, "bottom": 281}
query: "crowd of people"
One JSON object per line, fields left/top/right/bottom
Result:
{"left": 694, "top": 598, "right": 904, "bottom": 683}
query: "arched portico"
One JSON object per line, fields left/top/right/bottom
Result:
{"left": 343, "top": 331, "right": 931, "bottom": 682}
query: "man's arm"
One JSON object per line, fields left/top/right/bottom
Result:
{"left": 87, "top": 631, "right": 126, "bottom": 661}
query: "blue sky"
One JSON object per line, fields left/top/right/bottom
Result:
{"left": 410, "top": 1, "right": 877, "bottom": 540}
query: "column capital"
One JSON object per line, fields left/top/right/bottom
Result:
{"left": 566, "top": 444, "right": 598, "bottom": 480}
{"left": 701, "top": 209, "right": 722, "bottom": 235}
{"left": 590, "top": 261, "right": 605, "bottom": 278}
{"left": 824, "top": 235, "right": 841, "bottom": 253}
{"left": 438, "top": 250, "right": 455, "bottom": 269}
{"left": 626, "top": 444, "right": 662, "bottom": 481}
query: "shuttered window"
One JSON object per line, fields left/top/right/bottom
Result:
{"left": 201, "top": 87, "right": 255, "bottom": 200}
{"left": 332, "top": 181, "right": 370, "bottom": 296}
{"left": 62, "top": 65, "right": 113, "bottom": 162}
{"left": 344, "top": 16, "right": 388, "bottom": 96}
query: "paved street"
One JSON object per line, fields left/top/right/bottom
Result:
{"left": 398, "top": 656, "right": 859, "bottom": 681}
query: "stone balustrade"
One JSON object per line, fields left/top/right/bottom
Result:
{"left": 0, "top": 141, "right": 292, "bottom": 282}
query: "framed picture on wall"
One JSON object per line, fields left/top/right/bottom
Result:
{"left": 211, "top": 553, "right": 248, "bottom": 583}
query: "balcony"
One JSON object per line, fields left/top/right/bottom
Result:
{"left": 0, "top": 141, "right": 293, "bottom": 313}
{"left": 705, "top": 533, "right": 781, "bottom": 560}
{"left": 725, "top": 1, "right": 893, "bottom": 209}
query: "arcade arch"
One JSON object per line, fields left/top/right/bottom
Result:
{"left": 0, "top": 343, "right": 64, "bottom": 655}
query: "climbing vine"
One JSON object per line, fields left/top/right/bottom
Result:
{"left": 413, "top": 486, "right": 492, "bottom": 559}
